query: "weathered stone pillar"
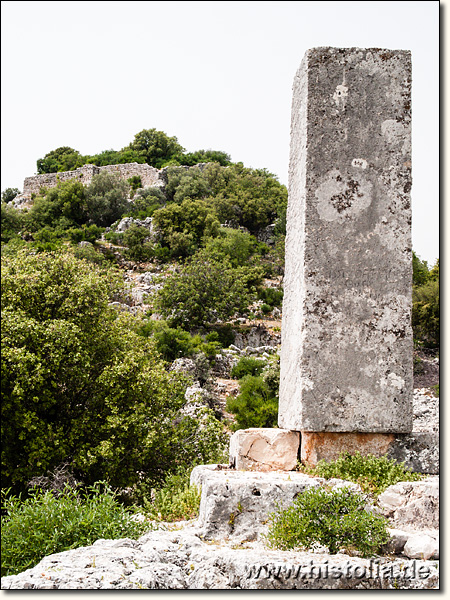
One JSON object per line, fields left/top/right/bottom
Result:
{"left": 279, "top": 48, "right": 413, "bottom": 453}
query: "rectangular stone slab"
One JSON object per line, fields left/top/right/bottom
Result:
{"left": 279, "top": 47, "right": 413, "bottom": 433}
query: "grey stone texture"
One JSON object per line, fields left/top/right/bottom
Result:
{"left": 190, "top": 464, "right": 361, "bottom": 542}
{"left": 279, "top": 47, "right": 413, "bottom": 433}
{"left": 0, "top": 525, "right": 439, "bottom": 589}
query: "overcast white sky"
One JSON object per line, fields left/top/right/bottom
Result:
{"left": 1, "top": 1, "right": 440, "bottom": 265}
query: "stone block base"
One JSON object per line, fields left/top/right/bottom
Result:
{"left": 229, "top": 428, "right": 300, "bottom": 471}
{"left": 300, "top": 432, "right": 439, "bottom": 474}
{"left": 190, "top": 465, "right": 358, "bottom": 541}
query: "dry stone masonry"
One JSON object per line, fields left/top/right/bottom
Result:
{"left": 279, "top": 48, "right": 413, "bottom": 449}
{"left": 23, "top": 163, "right": 163, "bottom": 196}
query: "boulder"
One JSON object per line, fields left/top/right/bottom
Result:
{"left": 403, "top": 534, "right": 438, "bottom": 561}
{"left": 377, "top": 477, "right": 439, "bottom": 532}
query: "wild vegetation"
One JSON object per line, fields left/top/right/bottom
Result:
{"left": 1, "top": 129, "right": 439, "bottom": 576}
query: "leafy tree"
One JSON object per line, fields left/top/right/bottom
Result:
{"left": 156, "top": 249, "right": 256, "bottom": 328}
{"left": 165, "top": 162, "right": 287, "bottom": 234}
{"left": 1, "top": 188, "right": 21, "bottom": 204}
{"left": 85, "top": 148, "right": 145, "bottom": 167}
{"left": 211, "top": 163, "right": 288, "bottom": 233}
{"left": 412, "top": 251, "right": 429, "bottom": 286}
{"left": 29, "top": 179, "right": 88, "bottom": 229}
{"left": 85, "top": 171, "right": 130, "bottom": 227}
{"left": 1, "top": 250, "right": 226, "bottom": 496}
{"left": 181, "top": 149, "right": 232, "bottom": 167}
{"left": 126, "top": 128, "right": 185, "bottom": 168}
{"left": 152, "top": 199, "right": 221, "bottom": 258}
{"left": 122, "top": 224, "right": 153, "bottom": 262}
{"left": 36, "top": 147, "right": 85, "bottom": 174}
{"left": 203, "top": 228, "right": 258, "bottom": 267}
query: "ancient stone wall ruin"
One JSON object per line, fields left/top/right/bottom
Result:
{"left": 22, "top": 162, "right": 163, "bottom": 196}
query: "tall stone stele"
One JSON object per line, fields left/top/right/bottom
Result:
{"left": 279, "top": 48, "right": 413, "bottom": 453}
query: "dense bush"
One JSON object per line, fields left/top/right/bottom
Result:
{"left": 164, "top": 162, "right": 288, "bottom": 234}
{"left": 257, "top": 286, "right": 283, "bottom": 309}
{"left": 226, "top": 375, "right": 278, "bottom": 430}
{"left": 265, "top": 486, "right": 389, "bottom": 556}
{"left": 230, "top": 356, "right": 267, "bottom": 379}
{"left": 1, "top": 250, "right": 227, "bottom": 496}
{"left": 1, "top": 188, "right": 20, "bottom": 204}
{"left": 123, "top": 224, "right": 154, "bottom": 262}
{"left": 412, "top": 258, "right": 439, "bottom": 348}
{"left": 139, "top": 320, "right": 222, "bottom": 363}
{"left": 129, "top": 187, "right": 166, "bottom": 219}
{"left": 1, "top": 483, "right": 148, "bottom": 577}
{"left": 203, "top": 228, "right": 261, "bottom": 268}
{"left": 29, "top": 172, "right": 131, "bottom": 231}
{"left": 36, "top": 146, "right": 85, "bottom": 174}
{"left": 1, "top": 201, "right": 27, "bottom": 243}
{"left": 156, "top": 250, "right": 259, "bottom": 328}
{"left": 152, "top": 198, "right": 221, "bottom": 258}
{"left": 303, "top": 452, "right": 422, "bottom": 497}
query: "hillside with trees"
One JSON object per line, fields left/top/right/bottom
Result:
{"left": 1, "top": 129, "right": 439, "bottom": 576}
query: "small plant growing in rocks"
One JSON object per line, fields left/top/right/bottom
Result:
{"left": 300, "top": 452, "right": 423, "bottom": 497}
{"left": 265, "top": 486, "right": 389, "bottom": 557}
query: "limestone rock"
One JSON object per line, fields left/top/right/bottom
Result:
{"left": 403, "top": 534, "right": 438, "bottom": 561}
{"left": 382, "top": 528, "right": 410, "bottom": 555}
{"left": 279, "top": 47, "right": 413, "bottom": 433}
{"left": 377, "top": 477, "right": 439, "bottom": 532}
{"left": 229, "top": 428, "right": 300, "bottom": 471}
{"left": 1, "top": 522, "right": 439, "bottom": 590}
{"left": 190, "top": 465, "right": 362, "bottom": 542}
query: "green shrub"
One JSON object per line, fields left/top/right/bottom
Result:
{"left": 231, "top": 356, "right": 267, "bottom": 379}
{"left": 123, "top": 224, "right": 154, "bottom": 262}
{"left": 127, "top": 175, "right": 143, "bottom": 192}
{"left": 261, "top": 303, "right": 272, "bottom": 315}
{"left": 265, "top": 486, "right": 389, "bottom": 556}
{"left": 1, "top": 483, "right": 148, "bottom": 577}
{"left": 156, "top": 250, "right": 256, "bottom": 328}
{"left": 412, "top": 278, "right": 439, "bottom": 348}
{"left": 142, "top": 469, "right": 201, "bottom": 522}
{"left": 226, "top": 375, "right": 277, "bottom": 430}
{"left": 303, "top": 452, "right": 423, "bottom": 497}
{"left": 257, "top": 287, "right": 283, "bottom": 308}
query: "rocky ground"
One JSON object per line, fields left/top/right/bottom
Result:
{"left": 1, "top": 474, "right": 439, "bottom": 590}
{"left": 2, "top": 259, "right": 439, "bottom": 590}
